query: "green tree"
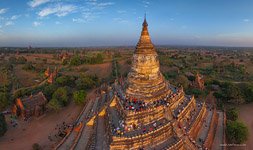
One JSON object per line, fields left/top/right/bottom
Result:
{"left": 226, "top": 120, "right": 248, "bottom": 144}
{"left": 17, "top": 56, "right": 27, "bottom": 64}
{"left": 22, "top": 62, "right": 35, "bottom": 71}
{"left": 213, "top": 92, "right": 223, "bottom": 100}
{"left": 32, "top": 143, "right": 42, "bottom": 150}
{"left": 75, "top": 75, "right": 96, "bottom": 90}
{"left": 73, "top": 90, "right": 87, "bottom": 105}
{"left": 0, "top": 92, "right": 8, "bottom": 111}
{"left": 226, "top": 108, "right": 238, "bottom": 121}
{"left": 52, "top": 87, "right": 68, "bottom": 106}
{"left": 0, "top": 113, "right": 7, "bottom": 136}
{"left": 176, "top": 75, "right": 189, "bottom": 89}
{"left": 95, "top": 53, "right": 104, "bottom": 64}
{"left": 47, "top": 98, "right": 61, "bottom": 111}
{"left": 187, "top": 75, "right": 196, "bottom": 82}
{"left": 239, "top": 83, "right": 253, "bottom": 103}
{"left": 186, "top": 88, "right": 203, "bottom": 98}
{"left": 222, "top": 82, "right": 244, "bottom": 104}
{"left": 56, "top": 76, "right": 73, "bottom": 86}
{"left": 43, "top": 84, "right": 57, "bottom": 99}
{"left": 69, "top": 55, "right": 82, "bottom": 66}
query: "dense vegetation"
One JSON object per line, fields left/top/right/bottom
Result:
{"left": 226, "top": 120, "right": 248, "bottom": 144}
{"left": 213, "top": 81, "right": 253, "bottom": 106}
{"left": 0, "top": 62, "right": 13, "bottom": 111}
{"left": 68, "top": 53, "right": 104, "bottom": 66}
{"left": 44, "top": 74, "right": 99, "bottom": 111}
{"left": 0, "top": 113, "right": 7, "bottom": 136}
{"left": 225, "top": 107, "right": 249, "bottom": 144}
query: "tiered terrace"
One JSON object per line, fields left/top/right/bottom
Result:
{"left": 56, "top": 16, "right": 224, "bottom": 150}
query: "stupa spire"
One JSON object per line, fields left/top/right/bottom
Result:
{"left": 143, "top": 13, "right": 148, "bottom": 27}
{"left": 136, "top": 14, "right": 155, "bottom": 54}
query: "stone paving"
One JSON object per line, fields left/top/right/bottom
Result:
{"left": 94, "top": 116, "right": 107, "bottom": 150}
{"left": 196, "top": 108, "right": 213, "bottom": 146}
{"left": 173, "top": 96, "right": 191, "bottom": 117}
{"left": 154, "top": 136, "right": 180, "bottom": 149}
{"left": 57, "top": 96, "right": 95, "bottom": 150}
{"left": 186, "top": 102, "right": 203, "bottom": 132}
{"left": 74, "top": 97, "right": 99, "bottom": 150}
{"left": 212, "top": 111, "right": 224, "bottom": 150}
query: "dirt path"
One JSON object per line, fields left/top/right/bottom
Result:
{"left": 0, "top": 102, "right": 82, "bottom": 150}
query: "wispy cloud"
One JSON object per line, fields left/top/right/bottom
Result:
{"left": 72, "top": 1, "right": 114, "bottom": 24}
{"left": 38, "top": 4, "right": 76, "bottom": 17}
{"left": 243, "top": 19, "right": 250, "bottom": 22}
{"left": 0, "top": 8, "right": 8, "bottom": 14}
{"left": 5, "top": 21, "right": 14, "bottom": 26}
{"left": 72, "top": 18, "right": 86, "bottom": 23}
{"left": 86, "top": 1, "right": 114, "bottom": 10}
{"left": 28, "top": 0, "right": 50, "bottom": 8}
{"left": 113, "top": 18, "right": 128, "bottom": 24}
{"left": 33, "top": 21, "right": 41, "bottom": 27}
{"left": 142, "top": 0, "right": 150, "bottom": 8}
{"left": 11, "top": 15, "right": 20, "bottom": 20}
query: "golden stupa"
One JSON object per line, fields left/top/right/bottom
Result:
{"left": 107, "top": 17, "right": 220, "bottom": 150}
{"left": 56, "top": 16, "right": 223, "bottom": 150}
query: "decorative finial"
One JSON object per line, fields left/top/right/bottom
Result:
{"left": 143, "top": 12, "right": 148, "bottom": 27}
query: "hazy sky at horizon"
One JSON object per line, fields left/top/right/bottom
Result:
{"left": 0, "top": 0, "right": 253, "bottom": 47}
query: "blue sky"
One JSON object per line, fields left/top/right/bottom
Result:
{"left": 0, "top": 0, "right": 253, "bottom": 47}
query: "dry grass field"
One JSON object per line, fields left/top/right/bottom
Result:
{"left": 13, "top": 65, "right": 42, "bottom": 87}
{"left": 62, "top": 62, "right": 113, "bottom": 79}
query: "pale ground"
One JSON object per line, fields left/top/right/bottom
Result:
{"left": 20, "top": 54, "right": 61, "bottom": 64}
{"left": 0, "top": 88, "right": 98, "bottom": 150}
{"left": 0, "top": 102, "right": 82, "bottom": 150}
{"left": 63, "top": 62, "right": 112, "bottom": 79}
{"left": 238, "top": 103, "right": 253, "bottom": 150}
{"left": 13, "top": 64, "right": 41, "bottom": 87}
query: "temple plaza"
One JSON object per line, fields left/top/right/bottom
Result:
{"left": 55, "top": 18, "right": 225, "bottom": 150}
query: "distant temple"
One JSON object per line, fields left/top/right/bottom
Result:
{"left": 12, "top": 92, "right": 47, "bottom": 118}
{"left": 44, "top": 67, "right": 50, "bottom": 77}
{"left": 58, "top": 52, "right": 72, "bottom": 62}
{"left": 193, "top": 73, "right": 205, "bottom": 90}
{"left": 44, "top": 67, "right": 58, "bottom": 84}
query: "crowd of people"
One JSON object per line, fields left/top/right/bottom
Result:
{"left": 173, "top": 96, "right": 193, "bottom": 117}
{"left": 109, "top": 106, "right": 169, "bottom": 137}
{"left": 48, "top": 121, "right": 73, "bottom": 142}
{"left": 112, "top": 119, "right": 166, "bottom": 137}
{"left": 115, "top": 86, "right": 185, "bottom": 113}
